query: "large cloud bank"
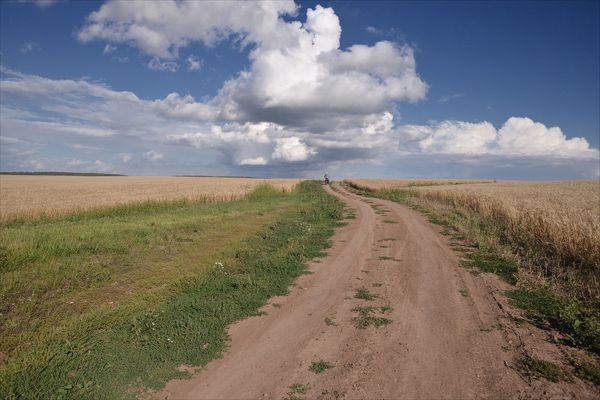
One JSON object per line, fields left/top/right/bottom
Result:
{"left": 1, "top": 0, "right": 598, "bottom": 176}
{"left": 399, "top": 118, "right": 597, "bottom": 158}
{"left": 79, "top": 1, "right": 427, "bottom": 131}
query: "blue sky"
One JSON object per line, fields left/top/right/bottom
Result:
{"left": 1, "top": 0, "right": 598, "bottom": 179}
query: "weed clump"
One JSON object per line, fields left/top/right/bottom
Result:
{"left": 461, "top": 249, "right": 518, "bottom": 284}
{"left": 284, "top": 382, "right": 311, "bottom": 400}
{"left": 507, "top": 289, "right": 600, "bottom": 355}
{"left": 309, "top": 360, "right": 334, "bottom": 374}
{"left": 571, "top": 358, "right": 600, "bottom": 385}
{"left": 352, "top": 306, "right": 392, "bottom": 329}
{"left": 354, "top": 287, "right": 378, "bottom": 301}
{"left": 517, "top": 356, "right": 566, "bottom": 382}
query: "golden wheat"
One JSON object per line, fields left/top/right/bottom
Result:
{"left": 347, "top": 178, "right": 492, "bottom": 190}
{"left": 348, "top": 179, "right": 600, "bottom": 298}
{"left": 0, "top": 175, "right": 300, "bottom": 221}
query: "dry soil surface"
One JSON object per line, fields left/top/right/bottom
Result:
{"left": 157, "top": 183, "right": 597, "bottom": 400}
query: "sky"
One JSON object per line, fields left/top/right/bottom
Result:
{"left": 0, "top": 0, "right": 599, "bottom": 179}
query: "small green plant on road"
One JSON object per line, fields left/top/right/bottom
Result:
{"left": 352, "top": 306, "right": 392, "bottom": 329}
{"left": 355, "top": 287, "right": 378, "bottom": 301}
{"left": 309, "top": 360, "right": 334, "bottom": 374}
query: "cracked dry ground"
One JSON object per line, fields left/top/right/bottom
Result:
{"left": 156, "top": 183, "right": 598, "bottom": 400}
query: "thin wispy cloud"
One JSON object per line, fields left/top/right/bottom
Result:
{"left": 118, "top": 153, "right": 133, "bottom": 163}
{"left": 437, "top": 93, "right": 466, "bottom": 103}
{"left": 147, "top": 57, "right": 178, "bottom": 72}
{"left": 143, "top": 150, "right": 164, "bottom": 161}
{"left": 17, "top": 0, "right": 57, "bottom": 8}
{"left": 103, "top": 44, "right": 117, "bottom": 54}
{"left": 365, "top": 25, "right": 404, "bottom": 40}
{"left": 66, "top": 158, "right": 113, "bottom": 173}
{"left": 67, "top": 143, "right": 104, "bottom": 152}
{"left": 20, "top": 41, "right": 39, "bottom": 54}
{"left": 114, "top": 56, "right": 129, "bottom": 64}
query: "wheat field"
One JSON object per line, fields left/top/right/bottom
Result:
{"left": 345, "top": 178, "right": 492, "bottom": 190}
{"left": 349, "top": 179, "right": 599, "bottom": 220}
{"left": 0, "top": 175, "right": 300, "bottom": 221}
{"left": 348, "top": 179, "right": 600, "bottom": 298}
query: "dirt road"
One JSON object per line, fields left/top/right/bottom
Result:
{"left": 158, "top": 184, "right": 594, "bottom": 399}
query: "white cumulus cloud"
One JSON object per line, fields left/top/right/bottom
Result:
{"left": 495, "top": 117, "right": 594, "bottom": 158}
{"left": 77, "top": 1, "right": 298, "bottom": 59}
{"left": 77, "top": 1, "right": 427, "bottom": 131}
{"left": 398, "top": 117, "right": 598, "bottom": 158}
{"left": 272, "top": 137, "right": 316, "bottom": 162}
{"left": 2, "top": 2, "right": 597, "bottom": 178}
{"left": 186, "top": 55, "right": 203, "bottom": 71}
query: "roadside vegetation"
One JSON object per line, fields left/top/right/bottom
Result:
{"left": 343, "top": 179, "right": 600, "bottom": 382}
{"left": 0, "top": 181, "right": 343, "bottom": 399}
{"left": 517, "top": 355, "right": 567, "bottom": 383}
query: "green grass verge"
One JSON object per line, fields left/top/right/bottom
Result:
{"left": 1, "top": 185, "right": 292, "bottom": 354}
{"left": 571, "top": 358, "right": 600, "bottom": 385}
{"left": 517, "top": 356, "right": 566, "bottom": 383}
{"left": 507, "top": 289, "right": 600, "bottom": 355}
{"left": 461, "top": 249, "right": 518, "bottom": 285}
{"left": 0, "top": 181, "right": 343, "bottom": 399}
